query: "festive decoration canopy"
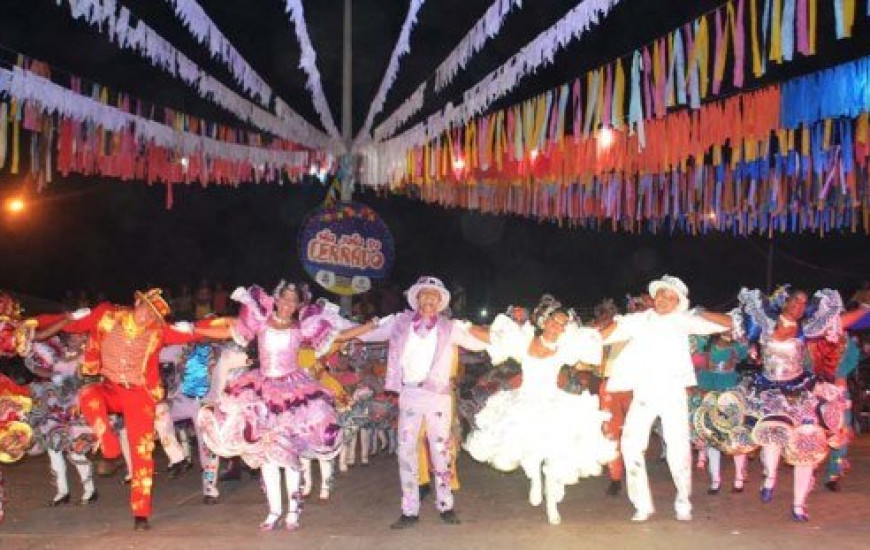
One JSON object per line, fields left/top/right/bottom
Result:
{"left": 1, "top": 0, "right": 870, "bottom": 232}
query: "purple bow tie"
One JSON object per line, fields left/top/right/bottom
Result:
{"left": 412, "top": 314, "right": 437, "bottom": 335}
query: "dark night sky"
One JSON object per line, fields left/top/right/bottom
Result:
{"left": 2, "top": 175, "right": 868, "bottom": 313}
{"left": 0, "top": 1, "right": 869, "bottom": 312}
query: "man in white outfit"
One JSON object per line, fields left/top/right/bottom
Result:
{"left": 601, "top": 276, "right": 732, "bottom": 522}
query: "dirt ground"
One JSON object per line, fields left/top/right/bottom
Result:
{"left": 1, "top": 435, "right": 869, "bottom": 550}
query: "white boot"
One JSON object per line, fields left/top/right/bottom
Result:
{"left": 528, "top": 467, "right": 543, "bottom": 507}
{"left": 47, "top": 449, "right": 70, "bottom": 504}
{"left": 544, "top": 472, "right": 563, "bottom": 525}
{"left": 301, "top": 459, "right": 313, "bottom": 497}
{"left": 319, "top": 460, "right": 333, "bottom": 500}
{"left": 345, "top": 429, "right": 358, "bottom": 466}
{"left": 259, "top": 463, "right": 283, "bottom": 531}
{"left": 359, "top": 428, "right": 371, "bottom": 465}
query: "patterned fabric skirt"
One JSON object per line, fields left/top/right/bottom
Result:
{"left": 29, "top": 380, "right": 96, "bottom": 455}
{"left": 691, "top": 372, "right": 849, "bottom": 466}
{"left": 198, "top": 369, "right": 341, "bottom": 469}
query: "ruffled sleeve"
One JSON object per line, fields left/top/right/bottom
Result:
{"left": 485, "top": 314, "right": 527, "bottom": 365}
{"left": 230, "top": 286, "right": 272, "bottom": 346}
{"left": 299, "top": 312, "right": 340, "bottom": 359}
{"left": 736, "top": 288, "right": 776, "bottom": 341}
{"left": 557, "top": 324, "right": 603, "bottom": 366}
{"left": 803, "top": 289, "right": 844, "bottom": 342}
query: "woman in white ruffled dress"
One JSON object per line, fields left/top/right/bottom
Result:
{"left": 464, "top": 296, "right": 616, "bottom": 525}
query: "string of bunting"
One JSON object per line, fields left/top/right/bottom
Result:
{"left": 365, "top": 0, "right": 870, "bottom": 235}
{"left": 0, "top": 59, "right": 315, "bottom": 203}
{"left": 56, "top": 0, "right": 333, "bottom": 151}
{"left": 389, "top": 52, "right": 870, "bottom": 235}
{"left": 364, "top": 0, "right": 866, "bottom": 185}
{"left": 164, "top": 0, "right": 273, "bottom": 106}
{"left": 355, "top": 0, "right": 427, "bottom": 145}
{"left": 373, "top": 0, "right": 524, "bottom": 142}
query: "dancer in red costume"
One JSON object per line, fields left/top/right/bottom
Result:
{"left": 62, "top": 289, "right": 205, "bottom": 531}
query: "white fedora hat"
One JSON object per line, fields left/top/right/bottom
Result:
{"left": 648, "top": 275, "right": 690, "bottom": 312}
{"left": 406, "top": 276, "right": 451, "bottom": 313}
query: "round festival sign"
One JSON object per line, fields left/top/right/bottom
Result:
{"left": 299, "top": 202, "right": 394, "bottom": 296}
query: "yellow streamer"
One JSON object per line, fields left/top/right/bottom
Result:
{"left": 843, "top": 0, "right": 855, "bottom": 38}
{"left": 695, "top": 15, "right": 710, "bottom": 99}
{"left": 750, "top": 0, "right": 764, "bottom": 77}
{"left": 613, "top": 59, "right": 625, "bottom": 128}
{"left": 769, "top": 0, "right": 783, "bottom": 63}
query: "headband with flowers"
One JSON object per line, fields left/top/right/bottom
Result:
{"left": 531, "top": 294, "right": 575, "bottom": 330}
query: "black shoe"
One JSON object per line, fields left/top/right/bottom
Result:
{"left": 825, "top": 479, "right": 841, "bottom": 492}
{"left": 183, "top": 458, "right": 194, "bottom": 472}
{"left": 48, "top": 493, "right": 71, "bottom": 507}
{"left": 167, "top": 461, "right": 186, "bottom": 479}
{"left": 390, "top": 515, "right": 419, "bottom": 530}
{"left": 606, "top": 480, "right": 621, "bottom": 497}
{"left": 707, "top": 486, "right": 720, "bottom": 495}
{"left": 419, "top": 483, "right": 431, "bottom": 500}
{"left": 133, "top": 516, "right": 150, "bottom": 531}
{"left": 219, "top": 466, "right": 241, "bottom": 481}
{"left": 440, "top": 509, "right": 461, "bottom": 525}
{"left": 79, "top": 490, "right": 99, "bottom": 505}
{"left": 203, "top": 495, "right": 219, "bottom": 505}
{"left": 97, "top": 457, "right": 124, "bottom": 477}
{"left": 219, "top": 458, "right": 242, "bottom": 481}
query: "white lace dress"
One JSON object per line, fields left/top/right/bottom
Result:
{"left": 464, "top": 315, "right": 616, "bottom": 486}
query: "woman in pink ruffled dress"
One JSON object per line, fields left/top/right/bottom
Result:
{"left": 197, "top": 282, "right": 374, "bottom": 531}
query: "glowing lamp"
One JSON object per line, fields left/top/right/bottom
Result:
{"left": 5, "top": 197, "right": 25, "bottom": 214}
{"left": 597, "top": 127, "right": 615, "bottom": 149}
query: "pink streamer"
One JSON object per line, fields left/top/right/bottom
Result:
{"left": 603, "top": 64, "right": 613, "bottom": 128}
{"left": 734, "top": 0, "right": 746, "bottom": 87}
{"left": 796, "top": 0, "right": 809, "bottom": 54}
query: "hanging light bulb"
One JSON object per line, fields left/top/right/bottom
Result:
{"left": 597, "top": 127, "right": 615, "bottom": 149}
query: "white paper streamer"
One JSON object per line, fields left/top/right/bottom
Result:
{"left": 355, "top": 0, "right": 426, "bottom": 145}
{"left": 372, "top": 82, "right": 425, "bottom": 142}
{"left": 283, "top": 0, "right": 343, "bottom": 146}
{"left": 373, "top": 0, "right": 522, "bottom": 142}
{"left": 0, "top": 66, "right": 309, "bottom": 171}
{"left": 434, "top": 0, "right": 523, "bottom": 92}
{"left": 56, "top": 0, "right": 335, "bottom": 152}
{"left": 360, "top": 0, "right": 622, "bottom": 185}
{"left": 164, "top": 0, "right": 272, "bottom": 106}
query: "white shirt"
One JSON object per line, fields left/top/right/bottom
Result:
{"left": 604, "top": 310, "right": 727, "bottom": 395}
{"left": 400, "top": 328, "right": 438, "bottom": 385}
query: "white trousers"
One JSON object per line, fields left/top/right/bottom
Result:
{"left": 622, "top": 388, "right": 692, "bottom": 516}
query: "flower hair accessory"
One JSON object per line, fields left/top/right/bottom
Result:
{"left": 272, "top": 280, "right": 313, "bottom": 304}
{"left": 531, "top": 294, "right": 573, "bottom": 330}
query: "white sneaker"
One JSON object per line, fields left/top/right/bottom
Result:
{"left": 675, "top": 510, "right": 692, "bottom": 521}
{"left": 547, "top": 509, "right": 562, "bottom": 525}
{"left": 631, "top": 510, "right": 653, "bottom": 522}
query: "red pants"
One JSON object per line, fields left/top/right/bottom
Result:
{"left": 79, "top": 382, "right": 156, "bottom": 518}
{"left": 599, "top": 379, "right": 633, "bottom": 482}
